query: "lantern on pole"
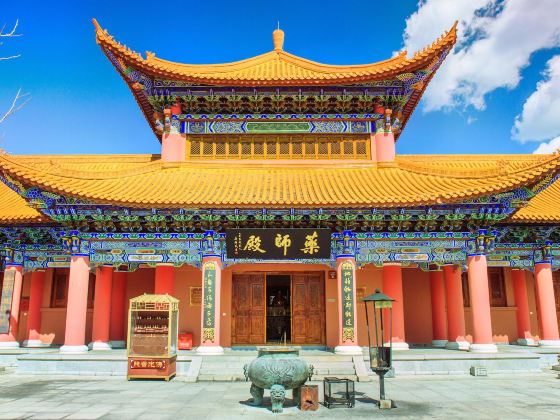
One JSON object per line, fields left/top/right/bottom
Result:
{"left": 362, "top": 288, "right": 394, "bottom": 409}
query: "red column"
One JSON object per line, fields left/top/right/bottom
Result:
{"left": 382, "top": 264, "right": 408, "bottom": 350}
{"left": 197, "top": 257, "right": 224, "bottom": 354}
{"left": 60, "top": 256, "right": 90, "bottom": 353}
{"left": 109, "top": 271, "right": 127, "bottom": 348}
{"left": 161, "top": 133, "right": 186, "bottom": 162}
{"left": 375, "top": 130, "right": 395, "bottom": 163}
{"left": 467, "top": 255, "right": 497, "bottom": 352}
{"left": 534, "top": 262, "right": 560, "bottom": 347}
{"left": 90, "top": 266, "right": 113, "bottom": 350}
{"left": 0, "top": 265, "right": 24, "bottom": 348}
{"left": 429, "top": 270, "right": 447, "bottom": 347}
{"left": 375, "top": 109, "right": 396, "bottom": 163}
{"left": 511, "top": 269, "right": 535, "bottom": 345}
{"left": 155, "top": 264, "right": 175, "bottom": 295}
{"left": 24, "top": 270, "right": 47, "bottom": 347}
{"left": 443, "top": 265, "right": 469, "bottom": 350}
{"left": 334, "top": 257, "right": 362, "bottom": 355}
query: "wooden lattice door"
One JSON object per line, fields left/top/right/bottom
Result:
{"left": 232, "top": 274, "right": 265, "bottom": 344}
{"left": 291, "top": 273, "right": 326, "bottom": 345}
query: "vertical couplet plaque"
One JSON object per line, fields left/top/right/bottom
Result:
{"left": 0, "top": 270, "right": 16, "bottom": 334}
{"left": 340, "top": 261, "right": 355, "bottom": 342}
{"left": 202, "top": 261, "right": 216, "bottom": 342}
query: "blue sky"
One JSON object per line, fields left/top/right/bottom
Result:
{"left": 1, "top": 0, "right": 559, "bottom": 155}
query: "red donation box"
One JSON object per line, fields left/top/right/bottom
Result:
{"left": 178, "top": 333, "right": 193, "bottom": 350}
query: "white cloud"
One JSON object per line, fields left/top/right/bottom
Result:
{"left": 512, "top": 55, "right": 560, "bottom": 142}
{"left": 403, "top": 0, "right": 560, "bottom": 112}
{"left": 533, "top": 136, "right": 560, "bottom": 154}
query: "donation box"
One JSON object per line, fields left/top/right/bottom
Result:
{"left": 127, "top": 294, "right": 179, "bottom": 381}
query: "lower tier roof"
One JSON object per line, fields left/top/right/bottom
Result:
{"left": 0, "top": 182, "right": 44, "bottom": 223}
{"left": 0, "top": 153, "right": 558, "bottom": 218}
{"left": 511, "top": 176, "right": 560, "bottom": 223}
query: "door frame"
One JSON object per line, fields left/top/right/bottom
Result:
{"left": 231, "top": 270, "right": 326, "bottom": 346}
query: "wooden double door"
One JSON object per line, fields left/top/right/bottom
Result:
{"left": 231, "top": 272, "right": 325, "bottom": 345}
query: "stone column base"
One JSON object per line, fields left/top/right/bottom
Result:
{"left": 516, "top": 338, "right": 536, "bottom": 346}
{"left": 23, "top": 339, "right": 49, "bottom": 348}
{"left": 334, "top": 345, "right": 363, "bottom": 355}
{"left": 538, "top": 339, "right": 560, "bottom": 348}
{"left": 445, "top": 341, "right": 470, "bottom": 351}
{"left": 59, "top": 345, "right": 89, "bottom": 354}
{"left": 0, "top": 341, "right": 20, "bottom": 349}
{"left": 469, "top": 343, "right": 498, "bottom": 353}
{"left": 432, "top": 340, "right": 448, "bottom": 348}
{"left": 196, "top": 345, "right": 224, "bottom": 355}
{"left": 89, "top": 341, "right": 112, "bottom": 351}
{"left": 385, "top": 342, "right": 409, "bottom": 351}
{"left": 109, "top": 340, "right": 126, "bottom": 349}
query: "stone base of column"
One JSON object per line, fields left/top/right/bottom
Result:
{"left": 469, "top": 343, "right": 498, "bottom": 353}
{"left": 0, "top": 341, "right": 20, "bottom": 349}
{"left": 89, "top": 341, "right": 112, "bottom": 351}
{"left": 109, "top": 340, "right": 126, "bottom": 349}
{"left": 23, "top": 339, "right": 49, "bottom": 348}
{"left": 385, "top": 342, "right": 409, "bottom": 351}
{"left": 445, "top": 341, "right": 470, "bottom": 351}
{"left": 516, "top": 338, "right": 536, "bottom": 346}
{"left": 538, "top": 339, "right": 560, "bottom": 348}
{"left": 334, "top": 345, "right": 363, "bottom": 355}
{"left": 59, "top": 345, "right": 89, "bottom": 354}
{"left": 196, "top": 345, "right": 224, "bottom": 355}
{"left": 431, "top": 340, "right": 448, "bottom": 348}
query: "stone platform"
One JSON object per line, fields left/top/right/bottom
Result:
{"left": 0, "top": 345, "right": 557, "bottom": 381}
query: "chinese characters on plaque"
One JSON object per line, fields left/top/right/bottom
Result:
{"left": 129, "top": 358, "right": 167, "bottom": 370}
{"left": 0, "top": 270, "right": 16, "bottom": 334}
{"left": 189, "top": 287, "right": 202, "bottom": 306}
{"left": 202, "top": 262, "right": 216, "bottom": 342}
{"left": 226, "top": 229, "right": 331, "bottom": 260}
{"left": 341, "top": 262, "right": 355, "bottom": 342}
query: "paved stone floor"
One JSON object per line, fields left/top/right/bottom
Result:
{"left": 0, "top": 371, "right": 559, "bottom": 419}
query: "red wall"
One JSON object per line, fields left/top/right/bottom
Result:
{"left": 402, "top": 268, "right": 433, "bottom": 344}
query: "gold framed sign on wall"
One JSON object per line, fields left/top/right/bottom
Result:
{"left": 190, "top": 287, "right": 202, "bottom": 306}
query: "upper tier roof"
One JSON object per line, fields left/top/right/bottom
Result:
{"left": 93, "top": 19, "right": 457, "bottom": 86}
{"left": 0, "top": 153, "right": 558, "bottom": 210}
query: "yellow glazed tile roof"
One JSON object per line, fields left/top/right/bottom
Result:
{"left": 93, "top": 19, "right": 457, "bottom": 86}
{"left": 511, "top": 177, "right": 560, "bottom": 223}
{"left": 0, "top": 153, "right": 559, "bottom": 210}
{"left": 0, "top": 181, "right": 44, "bottom": 224}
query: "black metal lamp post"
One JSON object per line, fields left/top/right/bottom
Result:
{"left": 362, "top": 288, "right": 394, "bottom": 409}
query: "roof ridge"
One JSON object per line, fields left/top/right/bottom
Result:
{"left": 396, "top": 153, "right": 560, "bottom": 179}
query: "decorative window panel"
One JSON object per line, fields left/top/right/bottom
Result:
{"left": 186, "top": 135, "right": 370, "bottom": 160}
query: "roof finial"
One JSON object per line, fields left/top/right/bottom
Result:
{"left": 272, "top": 25, "right": 284, "bottom": 51}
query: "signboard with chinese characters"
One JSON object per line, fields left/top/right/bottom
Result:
{"left": 340, "top": 262, "right": 355, "bottom": 342}
{"left": 202, "top": 262, "right": 216, "bottom": 342}
{"left": 129, "top": 358, "right": 167, "bottom": 370}
{"left": 190, "top": 287, "right": 202, "bottom": 306}
{"left": 226, "top": 229, "right": 331, "bottom": 260}
{"left": 0, "top": 270, "right": 16, "bottom": 334}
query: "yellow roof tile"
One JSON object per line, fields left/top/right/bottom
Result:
{"left": 0, "top": 153, "right": 559, "bottom": 210}
{"left": 93, "top": 19, "right": 457, "bottom": 86}
{"left": 511, "top": 176, "right": 560, "bottom": 223}
{"left": 0, "top": 181, "right": 44, "bottom": 224}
